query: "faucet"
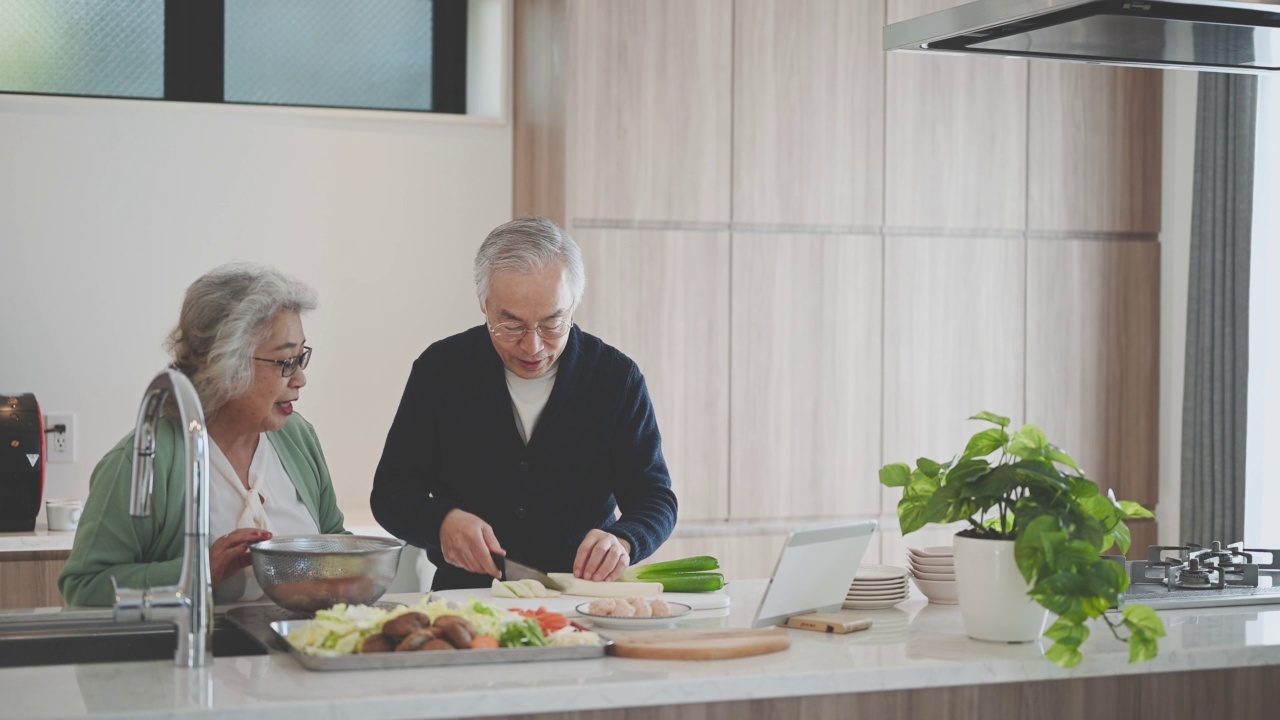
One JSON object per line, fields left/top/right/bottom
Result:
{"left": 112, "top": 368, "right": 214, "bottom": 668}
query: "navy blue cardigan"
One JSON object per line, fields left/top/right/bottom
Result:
{"left": 371, "top": 325, "right": 678, "bottom": 590}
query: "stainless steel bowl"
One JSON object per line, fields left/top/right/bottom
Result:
{"left": 249, "top": 535, "right": 405, "bottom": 613}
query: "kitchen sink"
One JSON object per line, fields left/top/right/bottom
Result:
{"left": 0, "top": 615, "right": 270, "bottom": 668}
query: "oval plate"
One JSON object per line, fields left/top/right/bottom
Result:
{"left": 575, "top": 601, "right": 693, "bottom": 630}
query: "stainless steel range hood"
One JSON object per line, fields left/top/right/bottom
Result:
{"left": 885, "top": 0, "right": 1280, "bottom": 73}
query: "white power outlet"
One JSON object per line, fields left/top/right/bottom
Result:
{"left": 46, "top": 414, "right": 75, "bottom": 463}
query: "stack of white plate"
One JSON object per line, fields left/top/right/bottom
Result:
{"left": 907, "top": 546, "right": 958, "bottom": 604}
{"left": 844, "top": 565, "right": 911, "bottom": 610}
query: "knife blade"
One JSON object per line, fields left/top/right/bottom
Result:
{"left": 494, "top": 554, "right": 566, "bottom": 592}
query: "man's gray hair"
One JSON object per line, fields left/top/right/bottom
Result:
{"left": 474, "top": 217, "right": 585, "bottom": 308}
{"left": 165, "top": 263, "right": 317, "bottom": 419}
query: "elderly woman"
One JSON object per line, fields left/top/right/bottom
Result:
{"left": 59, "top": 264, "right": 346, "bottom": 606}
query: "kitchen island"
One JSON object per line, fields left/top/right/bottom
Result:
{"left": 1, "top": 580, "right": 1277, "bottom": 720}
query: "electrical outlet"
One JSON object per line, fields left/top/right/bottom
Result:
{"left": 46, "top": 414, "right": 75, "bottom": 463}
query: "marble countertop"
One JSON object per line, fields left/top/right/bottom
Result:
{"left": 0, "top": 519, "right": 75, "bottom": 553}
{"left": 2, "top": 581, "right": 1280, "bottom": 720}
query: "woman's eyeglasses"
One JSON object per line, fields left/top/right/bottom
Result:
{"left": 253, "top": 346, "right": 312, "bottom": 377}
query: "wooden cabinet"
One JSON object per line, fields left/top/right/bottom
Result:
{"left": 732, "top": 0, "right": 884, "bottom": 228}
{"left": 729, "top": 233, "right": 882, "bottom": 520}
{"left": 885, "top": 0, "right": 1027, "bottom": 232}
{"left": 566, "top": 0, "right": 733, "bottom": 225}
{"left": 573, "top": 229, "right": 731, "bottom": 522}
{"left": 0, "top": 551, "right": 67, "bottom": 609}
{"left": 514, "top": 1, "right": 1165, "bottom": 566}
{"left": 1025, "top": 239, "right": 1161, "bottom": 508}
{"left": 1028, "top": 65, "right": 1163, "bottom": 235}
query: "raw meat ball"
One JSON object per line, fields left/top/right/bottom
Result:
{"left": 649, "top": 599, "right": 672, "bottom": 618}
{"left": 588, "top": 598, "right": 619, "bottom": 615}
{"left": 626, "top": 596, "right": 652, "bottom": 618}
{"left": 610, "top": 601, "right": 637, "bottom": 618}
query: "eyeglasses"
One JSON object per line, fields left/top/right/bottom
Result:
{"left": 253, "top": 346, "right": 312, "bottom": 377}
{"left": 487, "top": 318, "right": 571, "bottom": 343}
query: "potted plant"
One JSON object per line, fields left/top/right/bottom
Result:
{"left": 879, "top": 411, "right": 1166, "bottom": 668}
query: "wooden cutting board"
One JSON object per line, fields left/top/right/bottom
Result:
{"left": 606, "top": 628, "right": 791, "bottom": 660}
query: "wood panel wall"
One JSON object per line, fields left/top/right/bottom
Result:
{"left": 0, "top": 552, "right": 66, "bottom": 609}
{"left": 514, "top": 0, "right": 1163, "bottom": 567}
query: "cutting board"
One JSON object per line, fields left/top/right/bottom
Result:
{"left": 606, "top": 628, "right": 791, "bottom": 660}
{"left": 493, "top": 590, "right": 730, "bottom": 615}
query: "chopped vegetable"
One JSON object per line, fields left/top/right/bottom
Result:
{"left": 547, "top": 573, "right": 663, "bottom": 597}
{"left": 499, "top": 616, "right": 550, "bottom": 647}
{"left": 470, "top": 635, "right": 500, "bottom": 650}
{"left": 512, "top": 606, "right": 570, "bottom": 634}
{"left": 621, "top": 556, "right": 725, "bottom": 592}
{"left": 490, "top": 578, "right": 562, "bottom": 598}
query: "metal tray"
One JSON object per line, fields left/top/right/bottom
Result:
{"left": 269, "top": 619, "right": 611, "bottom": 671}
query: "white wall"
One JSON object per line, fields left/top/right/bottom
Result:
{"left": 0, "top": 95, "right": 512, "bottom": 527}
{"left": 1246, "top": 75, "right": 1279, "bottom": 547}
{"left": 1158, "top": 70, "right": 1199, "bottom": 545}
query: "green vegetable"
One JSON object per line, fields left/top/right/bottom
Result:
{"left": 622, "top": 556, "right": 724, "bottom": 592}
{"left": 499, "top": 617, "right": 549, "bottom": 648}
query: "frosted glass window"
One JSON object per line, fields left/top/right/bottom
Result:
{"left": 225, "top": 0, "right": 434, "bottom": 112}
{"left": 0, "top": 0, "right": 163, "bottom": 98}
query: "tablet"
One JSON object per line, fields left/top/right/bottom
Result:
{"left": 751, "top": 520, "right": 878, "bottom": 628}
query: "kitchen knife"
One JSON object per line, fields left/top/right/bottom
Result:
{"left": 493, "top": 554, "right": 566, "bottom": 592}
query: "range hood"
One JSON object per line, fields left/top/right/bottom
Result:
{"left": 884, "top": 0, "right": 1280, "bottom": 73}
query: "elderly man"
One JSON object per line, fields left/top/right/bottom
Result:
{"left": 371, "top": 217, "right": 678, "bottom": 590}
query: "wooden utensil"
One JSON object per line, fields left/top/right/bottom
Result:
{"left": 606, "top": 628, "right": 791, "bottom": 660}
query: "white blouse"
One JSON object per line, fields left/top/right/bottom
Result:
{"left": 208, "top": 434, "right": 319, "bottom": 602}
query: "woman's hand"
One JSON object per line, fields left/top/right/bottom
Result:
{"left": 440, "top": 509, "right": 504, "bottom": 577}
{"left": 574, "top": 530, "right": 631, "bottom": 582}
{"left": 210, "top": 528, "right": 272, "bottom": 588}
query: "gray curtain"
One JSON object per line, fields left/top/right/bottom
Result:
{"left": 1181, "top": 73, "right": 1258, "bottom": 545}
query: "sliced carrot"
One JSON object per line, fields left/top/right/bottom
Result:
{"left": 470, "top": 635, "right": 500, "bottom": 650}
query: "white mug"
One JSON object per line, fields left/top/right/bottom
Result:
{"left": 46, "top": 499, "right": 83, "bottom": 532}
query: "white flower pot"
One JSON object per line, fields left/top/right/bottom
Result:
{"left": 953, "top": 533, "right": 1050, "bottom": 642}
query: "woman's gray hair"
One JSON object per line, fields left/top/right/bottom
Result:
{"left": 474, "top": 217, "right": 585, "bottom": 308}
{"left": 165, "top": 263, "right": 317, "bottom": 419}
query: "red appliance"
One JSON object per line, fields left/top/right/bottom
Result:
{"left": 0, "top": 394, "right": 45, "bottom": 532}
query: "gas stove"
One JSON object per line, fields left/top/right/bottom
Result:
{"left": 1116, "top": 542, "right": 1280, "bottom": 610}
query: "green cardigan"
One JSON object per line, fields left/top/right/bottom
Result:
{"left": 58, "top": 413, "right": 346, "bottom": 607}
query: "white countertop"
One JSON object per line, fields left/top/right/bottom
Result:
{"left": 3, "top": 580, "right": 1280, "bottom": 720}
{"left": 0, "top": 524, "right": 394, "bottom": 556}
{"left": 0, "top": 519, "right": 75, "bottom": 553}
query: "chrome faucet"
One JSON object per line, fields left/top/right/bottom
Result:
{"left": 112, "top": 368, "right": 213, "bottom": 667}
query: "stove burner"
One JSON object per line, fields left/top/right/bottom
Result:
{"left": 1129, "top": 541, "right": 1280, "bottom": 591}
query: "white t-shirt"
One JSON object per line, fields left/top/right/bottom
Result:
{"left": 209, "top": 434, "right": 319, "bottom": 602}
{"left": 505, "top": 365, "right": 558, "bottom": 444}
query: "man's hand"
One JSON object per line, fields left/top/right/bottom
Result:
{"left": 210, "top": 528, "right": 272, "bottom": 589}
{"left": 574, "top": 530, "right": 632, "bottom": 582}
{"left": 440, "top": 509, "right": 504, "bottom": 577}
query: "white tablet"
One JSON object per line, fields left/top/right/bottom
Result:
{"left": 751, "top": 520, "right": 878, "bottom": 628}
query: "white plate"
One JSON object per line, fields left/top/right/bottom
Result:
{"left": 849, "top": 586, "right": 911, "bottom": 597}
{"left": 851, "top": 578, "right": 909, "bottom": 588}
{"left": 575, "top": 602, "right": 693, "bottom": 630}
{"left": 854, "top": 564, "right": 910, "bottom": 581}
{"left": 907, "top": 545, "right": 954, "bottom": 558}
{"left": 907, "top": 554, "right": 955, "bottom": 568}
{"left": 842, "top": 598, "right": 906, "bottom": 610}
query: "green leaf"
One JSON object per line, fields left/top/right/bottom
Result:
{"left": 1007, "top": 424, "right": 1049, "bottom": 458}
{"left": 1044, "top": 617, "right": 1090, "bottom": 648}
{"left": 1045, "top": 444, "right": 1081, "bottom": 473}
{"left": 879, "top": 463, "right": 911, "bottom": 488}
{"left": 1117, "top": 500, "right": 1155, "bottom": 519}
{"left": 969, "top": 411, "right": 1012, "bottom": 428}
{"left": 1107, "top": 519, "right": 1132, "bottom": 555}
{"left": 1057, "top": 540, "right": 1102, "bottom": 571}
{"left": 1029, "top": 572, "right": 1090, "bottom": 617}
{"left": 917, "top": 457, "right": 943, "bottom": 479}
{"left": 897, "top": 496, "right": 932, "bottom": 535}
{"left": 970, "top": 465, "right": 1022, "bottom": 500}
{"left": 962, "top": 428, "right": 1007, "bottom": 460}
{"left": 1128, "top": 632, "right": 1159, "bottom": 664}
{"left": 1122, "top": 605, "right": 1167, "bottom": 637}
{"left": 1045, "top": 641, "right": 1084, "bottom": 668}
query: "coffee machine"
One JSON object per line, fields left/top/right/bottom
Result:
{"left": 0, "top": 394, "right": 45, "bottom": 532}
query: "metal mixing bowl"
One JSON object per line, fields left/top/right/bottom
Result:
{"left": 249, "top": 535, "right": 405, "bottom": 613}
